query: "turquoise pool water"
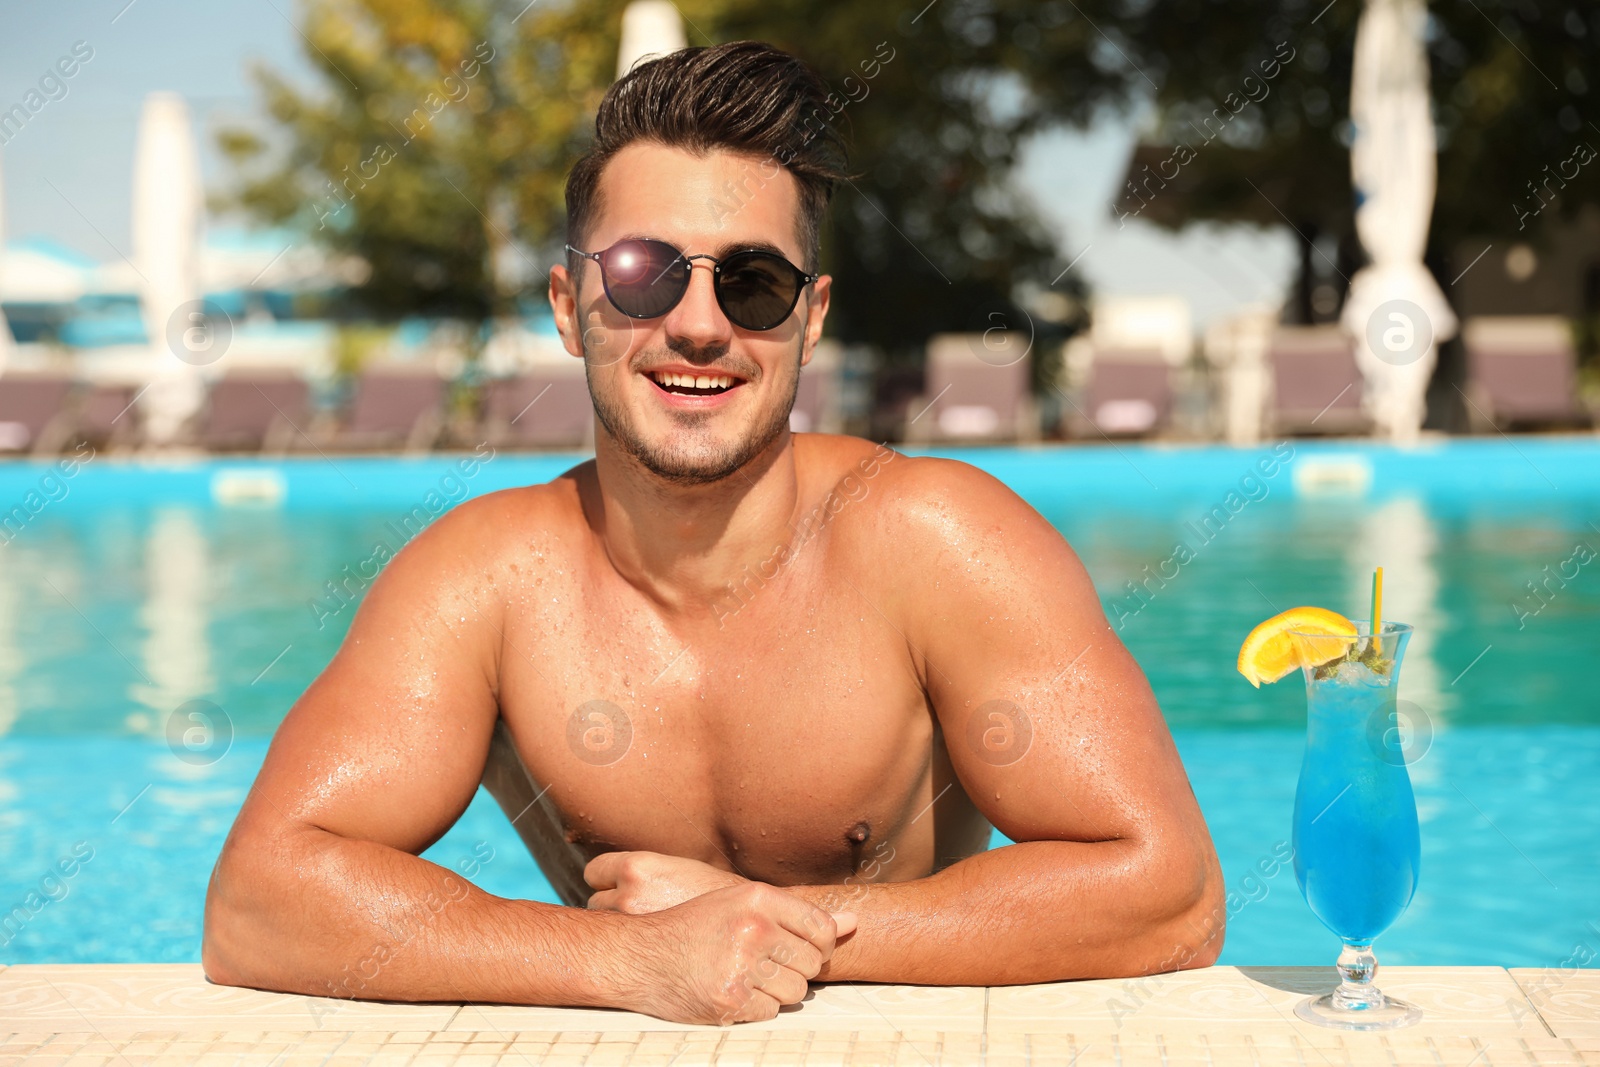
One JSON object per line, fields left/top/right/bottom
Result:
{"left": 1, "top": 440, "right": 1597, "bottom": 968}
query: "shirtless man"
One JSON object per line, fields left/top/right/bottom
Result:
{"left": 203, "top": 41, "right": 1224, "bottom": 1025}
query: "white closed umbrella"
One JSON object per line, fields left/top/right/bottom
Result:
{"left": 617, "top": 0, "right": 686, "bottom": 80}
{"left": 1339, "top": 0, "right": 1456, "bottom": 443}
{"left": 133, "top": 92, "right": 208, "bottom": 445}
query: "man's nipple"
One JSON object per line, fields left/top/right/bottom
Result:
{"left": 847, "top": 821, "right": 870, "bottom": 844}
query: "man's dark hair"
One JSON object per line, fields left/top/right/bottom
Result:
{"left": 565, "top": 41, "right": 849, "bottom": 273}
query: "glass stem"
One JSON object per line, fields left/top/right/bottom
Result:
{"left": 1331, "top": 942, "right": 1386, "bottom": 1012}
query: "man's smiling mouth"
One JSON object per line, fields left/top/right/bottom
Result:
{"left": 648, "top": 371, "right": 742, "bottom": 396}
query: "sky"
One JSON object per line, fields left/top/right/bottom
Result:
{"left": 0, "top": 0, "right": 1296, "bottom": 331}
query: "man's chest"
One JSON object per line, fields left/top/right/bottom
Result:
{"left": 494, "top": 572, "right": 945, "bottom": 884}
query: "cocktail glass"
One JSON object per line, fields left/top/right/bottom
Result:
{"left": 1287, "top": 620, "right": 1421, "bottom": 1030}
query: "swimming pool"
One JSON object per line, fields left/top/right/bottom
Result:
{"left": 1, "top": 439, "right": 1597, "bottom": 969}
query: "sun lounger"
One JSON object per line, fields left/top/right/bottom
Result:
{"left": 75, "top": 384, "right": 142, "bottom": 450}
{"left": 1462, "top": 316, "right": 1587, "bottom": 430}
{"left": 1268, "top": 327, "right": 1370, "bottom": 436}
{"left": 903, "top": 333, "right": 1035, "bottom": 443}
{"left": 790, "top": 372, "right": 824, "bottom": 433}
{"left": 202, "top": 373, "right": 312, "bottom": 453}
{"left": 868, "top": 364, "right": 925, "bottom": 442}
{"left": 339, "top": 367, "right": 445, "bottom": 452}
{"left": 1077, "top": 349, "right": 1172, "bottom": 438}
{"left": 0, "top": 372, "right": 75, "bottom": 454}
{"left": 482, "top": 373, "right": 592, "bottom": 449}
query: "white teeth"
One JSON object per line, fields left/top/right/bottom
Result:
{"left": 652, "top": 372, "right": 734, "bottom": 390}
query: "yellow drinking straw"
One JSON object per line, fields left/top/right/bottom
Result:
{"left": 1371, "top": 566, "right": 1384, "bottom": 639}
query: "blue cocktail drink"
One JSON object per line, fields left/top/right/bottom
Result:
{"left": 1295, "top": 673, "right": 1420, "bottom": 939}
{"left": 1289, "top": 620, "right": 1422, "bottom": 1030}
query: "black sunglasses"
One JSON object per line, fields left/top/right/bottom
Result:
{"left": 566, "top": 239, "right": 818, "bottom": 332}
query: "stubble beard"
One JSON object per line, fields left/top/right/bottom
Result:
{"left": 585, "top": 340, "right": 800, "bottom": 487}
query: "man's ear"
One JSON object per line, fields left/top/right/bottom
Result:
{"left": 548, "top": 263, "right": 586, "bottom": 360}
{"left": 799, "top": 274, "right": 832, "bottom": 368}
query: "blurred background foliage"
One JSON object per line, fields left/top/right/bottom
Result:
{"left": 217, "top": 0, "right": 1133, "bottom": 368}
{"left": 1108, "top": 0, "right": 1600, "bottom": 325}
{"left": 220, "top": 0, "right": 1599, "bottom": 369}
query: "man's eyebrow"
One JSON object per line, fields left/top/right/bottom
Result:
{"left": 612, "top": 234, "right": 796, "bottom": 260}
{"left": 597, "top": 232, "right": 659, "bottom": 251}
{"left": 711, "top": 238, "right": 790, "bottom": 259}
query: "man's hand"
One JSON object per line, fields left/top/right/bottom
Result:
{"left": 585, "top": 851, "right": 747, "bottom": 914}
{"left": 617, "top": 883, "right": 857, "bottom": 1024}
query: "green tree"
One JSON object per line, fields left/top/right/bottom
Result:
{"left": 220, "top": 0, "right": 617, "bottom": 321}
{"left": 223, "top": 0, "right": 1168, "bottom": 379}
{"left": 687, "top": 0, "right": 1123, "bottom": 359}
{"left": 1098, "top": 0, "right": 1600, "bottom": 323}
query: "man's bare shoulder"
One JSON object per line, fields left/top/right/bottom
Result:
{"left": 338, "top": 464, "right": 596, "bottom": 675}
{"left": 809, "top": 441, "right": 1051, "bottom": 555}
{"left": 416, "top": 460, "right": 594, "bottom": 557}
{"left": 815, "top": 443, "right": 1101, "bottom": 629}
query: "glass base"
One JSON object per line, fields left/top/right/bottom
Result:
{"left": 1294, "top": 992, "right": 1422, "bottom": 1031}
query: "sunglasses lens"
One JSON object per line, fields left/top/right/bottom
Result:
{"left": 600, "top": 240, "right": 687, "bottom": 318}
{"left": 718, "top": 252, "right": 803, "bottom": 330}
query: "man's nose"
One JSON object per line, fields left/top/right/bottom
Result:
{"left": 662, "top": 260, "right": 733, "bottom": 350}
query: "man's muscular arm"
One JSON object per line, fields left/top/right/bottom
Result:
{"left": 203, "top": 491, "right": 848, "bottom": 1023}
{"left": 800, "top": 457, "right": 1225, "bottom": 983}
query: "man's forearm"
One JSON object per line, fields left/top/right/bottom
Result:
{"left": 204, "top": 825, "right": 632, "bottom": 1008}
{"left": 787, "top": 840, "right": 1223, "bottom": 985}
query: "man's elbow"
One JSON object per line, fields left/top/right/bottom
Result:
{"left": 202, "top": 863, "right": 253, "bottom": 989}
{"left": 201, "top": 925, "right": 243, "bottom": 989}
{"left": 201, "top": 833, "right": 283, "bottom": 991}
{"left": 1162, "top": 844, "right": 1227, "bottom": 971}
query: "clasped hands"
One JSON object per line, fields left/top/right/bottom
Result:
{"left": 581, "top": 851, "right": 857, "bottom": 1025}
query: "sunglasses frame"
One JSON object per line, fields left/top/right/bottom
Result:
{"left": 565, "top": 239, "right": 819, "bottom": 332}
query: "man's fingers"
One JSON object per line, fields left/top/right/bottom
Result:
{"left": 723, "top": 988, "right": 782, "bottom": 1025}
{"left": 768, "top": 934, "right": 825, "bottom": 980}
{"left": 585, "top": 889, "right": 620, "bottom": 911}
{"left": 582, "top": 852, "right": 624, "bottom": 890}
{"left": 751, "top": 962, "right": 810, "bottom": 1007}
{"left": 770, "top": 893, "right": 847, "bottom": 955}
{"left": 584, "top": 849, "right": 670, "bottom": 889}
{"left": 831, "top": 910, "right": 858, "bottom": 938}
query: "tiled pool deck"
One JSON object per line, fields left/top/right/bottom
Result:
{"left": 2, "top": 964, "right": 1596, "bottom": 1065}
